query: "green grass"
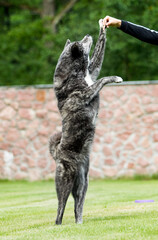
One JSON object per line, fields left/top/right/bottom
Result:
{"left": 0, "top": 180, "right": 158, "bottom": 240}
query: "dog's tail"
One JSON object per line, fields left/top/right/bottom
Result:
{"left": 49, "top": 132, "right": 62, "bottom": 160}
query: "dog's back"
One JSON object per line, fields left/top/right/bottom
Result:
{"left": 50, "top": 20, "right": 122, "bottom": 225}
{"left": 50, "top": 34, "right": 100, "bottom": 162}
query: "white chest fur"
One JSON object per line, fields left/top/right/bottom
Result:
{"left": 85, "top": 70, "right": 93, "bottom": 86}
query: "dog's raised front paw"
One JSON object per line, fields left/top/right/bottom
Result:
{"left": 99, "top": 19, "right": 105, "bottom": 32}
{"left": 99, "top": 19, "right": 103, "bottom": 28}
{"left": 115, "top": 76, "right": 123, "bottom": 83}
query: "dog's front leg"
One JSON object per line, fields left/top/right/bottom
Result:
{"left": 84, "top": 76, "right": 123, "bottom": 104}
{"left": 88, "top": 19, "right": 106, "bottom": 81}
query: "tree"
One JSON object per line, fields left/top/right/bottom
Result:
{"left": 42, "top": 0, "right": 55, "bottom": 17}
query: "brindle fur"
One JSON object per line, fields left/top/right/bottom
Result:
{"left": 49, "top": 20, "right": 123, "bottom": 225}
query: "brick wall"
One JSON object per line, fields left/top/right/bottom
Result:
{"left": 0, "top": 82, "right": 158, "bottom": 180}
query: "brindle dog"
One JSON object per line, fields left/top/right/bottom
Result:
{"left": 50, "top": 19, "right": 123, "bottom": 225}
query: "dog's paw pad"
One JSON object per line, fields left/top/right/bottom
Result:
{"left": 115, "top": 77, "right": 123, "bottom": 83}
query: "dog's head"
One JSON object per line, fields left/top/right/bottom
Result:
{"left": 54, "top": 35, "right": 93, "bottom": 88}
{"left": 62, "top": 34, "right": 93, "bottom": 62}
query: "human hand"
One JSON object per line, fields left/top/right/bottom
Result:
{"left": 103, "top": 16, "right": 122, "bottom": 29}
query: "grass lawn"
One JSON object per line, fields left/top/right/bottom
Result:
{"left": 0, "top": 180, "right": 158, "bottom": 240}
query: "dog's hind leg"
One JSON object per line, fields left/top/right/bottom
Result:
{"left": 55, "top": 162, "right": 76, "bottom": 225}
{"left": 72, "top": 165, "right": 88, "bottom": 224}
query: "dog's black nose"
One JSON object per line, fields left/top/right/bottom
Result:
{"left": 86, "top": 34, "right": 90, "bottom": 37}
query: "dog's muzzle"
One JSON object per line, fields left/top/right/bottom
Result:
{"left": 81, "top": 35, "right": 93, "bottom": 54}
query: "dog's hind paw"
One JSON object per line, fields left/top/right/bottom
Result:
{"left": 114, "top": 76, "right": 123, "bottom": 83}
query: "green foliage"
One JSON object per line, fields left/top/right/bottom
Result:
{"left": 0, "top": 0, "right": 158, "bottom": 86}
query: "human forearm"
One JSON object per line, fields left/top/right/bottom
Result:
{"left": 103, "top": 15, "right": 158, "bottom": 45}
{"left": 120, "top": 20, "right": 158, "bottom": 45}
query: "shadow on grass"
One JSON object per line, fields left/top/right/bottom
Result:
{"left": 85, "top": 211, "right": 147, "bottom": 224}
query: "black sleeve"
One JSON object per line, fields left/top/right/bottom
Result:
{"left": 119, "top": 20, "right": 158, "bottom": 45}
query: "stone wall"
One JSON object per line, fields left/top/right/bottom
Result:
{"left": 0, "top": 82, "right": 158, "bottom": 180}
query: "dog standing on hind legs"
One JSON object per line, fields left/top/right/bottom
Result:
{"left": 49, "top": 19, "right": 123, "bottom": 225}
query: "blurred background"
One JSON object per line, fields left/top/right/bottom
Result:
{"left": 0, "top": 2, "right": 158, "bottom": 236}
{"left": 0, "top": 0, "right": 158, "bottom": 86}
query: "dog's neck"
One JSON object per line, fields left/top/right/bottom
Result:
{"left": 85, "top": 70, "right": 93, "bottom": 86}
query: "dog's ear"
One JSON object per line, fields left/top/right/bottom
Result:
{"left": 71, "top": 42, "right": 83, "bottom": 59}
{"left": 64, "top": 39, "right": 71, "bottom": 48}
